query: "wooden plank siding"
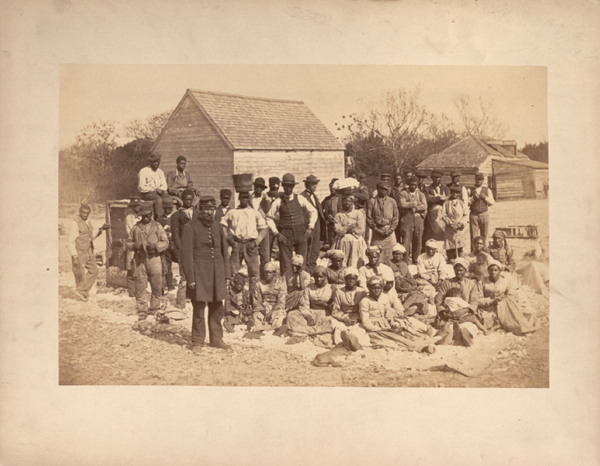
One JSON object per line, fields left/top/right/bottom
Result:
{"left": 234, "top": 150, "right": 345, "bottom": 201}
{"left": 534, "top": 170, "right": 549, "bottom": 198}
{"left": 153, "top": 95, "right": 234, "bottom": 200}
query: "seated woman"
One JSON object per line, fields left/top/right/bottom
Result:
{"left": 488, "top": 230, "right": 516, "bottom": 274}
{"left": 223, "top": 272, "right": 253, "bottom": 332}
{"left": 415, "top": 239, "right": 449, "bottom": 299}
{"left": 359, "top": 276, "right": 435, "bottom": 353}
{"left": 287, "top": 266, "right": 334, "bottom": 340}
{"left": 333, "top": 193, "right": 367, "bottom": 269}
{"left": 464, "top": 236, "right": 494, "bottom": 282}
{"left": 380, "top": 270, "right": 405, "bottom": 320}
{"left": 384, "top": 243, "right": 419, "bottom": 295}
{"left": 323, "top": 249, "right": 346, "bottom": 289}
{"left": 251, "top": 262, "right": 287, "bottom": 332}
{"left": 478, "top": 260, "right": 540, "bottom": 335}
{"left": 435, "top": 287, "right": 488, "bottom": 346}
{"left": 284, "top": 254, "right": 311, "bottom": 311}
{"left": 330, "top": 267, "right": 370, "bottom": 350}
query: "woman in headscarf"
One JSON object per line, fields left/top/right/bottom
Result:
{"left": 333, "top": 193, "right": 367, "bottom": 269}
{"left": 488, "top": 230, "right": 516, "bottom": 273}
{"left": 287, "top": 266, "right": 334, "bottom": 342}
{"left": 440, "top": 185, "right": 469, "bottom": 261}
{"left": 323, "top": 249, "right": 346, "bottom": 288}
{"left": 383, "top": 243, "right": 419, "bottom": 295}
{"left": 283, "top": 254, "right": 311, "bottom": 311}
{"left": 477, "top": 260, "right": 540, "bottom": 335}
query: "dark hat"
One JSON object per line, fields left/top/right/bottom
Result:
{"left": 380, "top": 173, "right": 392, "bottom": 180}
{"left": 408, "top": 175, "right": 420, "bottom": 183}
{"left": 281, "top": 173, "right": 298, "bottom": 185}
{"left": 238, "top": 191, "right": 251, "bottom": 198}
{"left": 140, "top": 202, "right": 153, "bottom": 214}
{"left": 129, "top": 197, "right": 141, "bottom": 206}
{"left": 376, "top": 181, "right": 390, "bottom": 190}
{"left": 148, "top": 152, "right": 161, "bottom": 162}
{"left": 450, "top": 170, "right": 461, "bottom": 177}
{"left": 339, "top": 187, "right": 355, "bottom": 196}
{"left": 415, "top": 170, "right": 428, "bottom": 179}
{"left": 162, "top": 194, "right": 174, "bottom": 206}
{"left": 199, "top": 196, "right": 217, "bottom": 207}
{"left": 431, "top": 170, "right": 443, "bottom": 177}
{"left": 268, "top": 176, "right": 281, "bottom": 186}
{"left": 357, "top": 173, "right": 367, "bottom": 181}
{"left": 303, "top": 174, "right": 320, "bottom": 184}
{"left": 220, "top": 188, "right": 232, "bottom": 196}
{"left": 449, "top": 185, "right": 462, "bottom": 193}
{"left": 475, "top": 172, "right": 485, "bottom": 179}
{"left": 254, "top": 177, "right": 267, "bottom": 188}
{"left": 354, "top": 192, "right": 368, "bottom": 202}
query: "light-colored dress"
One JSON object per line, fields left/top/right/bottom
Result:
{"left": 333, "top": 208, "right": 368, "bottom": 269}
{"left": 287, "top": 284, "right": 334, "bottom": 336}
{"left": 440, "top": 198, "right": 469, "bottom": 250}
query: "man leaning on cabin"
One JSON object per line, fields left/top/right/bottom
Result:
{"left": 138, "top": 152, "right": 170, "bottom": 219}
{"left": 67, "top": 204, "right": 108, "bottom": 302}
{"left": 469, "top": 172, "right": 495, "bottom": 247}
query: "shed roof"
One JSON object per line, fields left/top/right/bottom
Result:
{"left": 185, "top": 89, "right": 344, "bottom": 151}
{"left": 417, "top": 135, "right": 530, "bottom": 169}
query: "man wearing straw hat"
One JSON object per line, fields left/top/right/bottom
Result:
{"left": 138, "top": 152, "right": 169, "bottom": 219}
{"left": 266, "top": 173, "right": 317, "bottom": 275}
{"left": 181, "top": 196, "right": 231, "bottom": 353}
{"left": 128, "top": 202, "right": 169, "bottom": 320}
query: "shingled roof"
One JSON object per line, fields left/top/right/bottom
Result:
{"left": 186, "top": 89, "right": 344, "bottom": 151}
{"left": 417, "top": 135, "right": 529, "bottom": 169}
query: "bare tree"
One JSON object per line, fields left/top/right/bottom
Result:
{"left": 453, "top": 95, "right": 508, "bottom": 139}
{"left": 125, "top": 110, "right": 173, "bottom": 141}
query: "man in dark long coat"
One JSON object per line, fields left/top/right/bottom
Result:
{"left": 181, "top": 196, "right": 231, "bottom": 354}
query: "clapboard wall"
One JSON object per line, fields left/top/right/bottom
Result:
{"left": 153, "top": 94, "right": 234, "bottom": 200}
{"left": 234, "top": 150, "right": 345, "bottom": 201}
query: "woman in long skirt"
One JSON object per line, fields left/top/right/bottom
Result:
{"left": 333, "top": 194, "right": 367, "bottom": 269}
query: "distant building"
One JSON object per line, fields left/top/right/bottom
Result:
{"left": 151, "top": 89, "right": 345, "bottom": 200}
{"left": 417, "top": 135, "right": 549, "bottom": 200}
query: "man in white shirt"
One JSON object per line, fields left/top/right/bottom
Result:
{"left": 67, "top": 204, "right": 108, "bottom": 302}
{"left": 138, "top": 152, "right": 169, "bottom": 219}
{"left": 468, "top": 172, "right": 495, "bottom": 247}
{"left": 221, "top": 191, "right": 268, "bottom": 291}
{"left": 266, "top": 173, "right": 317, "bottom": 275}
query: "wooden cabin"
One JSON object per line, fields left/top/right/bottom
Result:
{"left": 417, "top": 135, "right": 548, "bottom": 200}
{"left": 151, "top": 89, "right": 345, "bottom": 201}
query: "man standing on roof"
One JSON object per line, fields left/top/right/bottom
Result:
{"left": 300, "top": 174, "right": 325, "bottom": 270}
{"left": 138, "top": 152, "right": 170, "bottom": 219}
{"left": 266, "top": 173, "right": 317, "bottom": 275}
{"left": 469, "top": 172, "right": 495, "bottom": 248}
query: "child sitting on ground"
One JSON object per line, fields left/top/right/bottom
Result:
{"left": 440, "top": 287, "right": 488, "bottom": 335}
{"left": 224, "top": 272, "right": 253, "bottom": 332}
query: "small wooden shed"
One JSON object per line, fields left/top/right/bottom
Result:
{"left": 151, "top": 89, "right": 345, "bottom": 201}
{"left": 417, "top": 135, "right": 548, "bottom": 200}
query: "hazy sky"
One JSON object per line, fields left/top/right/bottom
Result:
{"left": 60, "top": 65, "right": 547, "bottom": 148}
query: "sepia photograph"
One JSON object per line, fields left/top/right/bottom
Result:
{"left": 59, "top": 65, "right": 549, "bottom": 387}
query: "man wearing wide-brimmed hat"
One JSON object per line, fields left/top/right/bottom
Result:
{"left": 181, "top": 196, "right": 231, "bottom": 353}
{"left": 300, "top": 174, "right": 325, "bottom": 269}
{"left": 138, "top": 152, "right": 169, "bottom": 219}
{"left": 266, "top": 173, "right": 318, "bottom": 275}
{"left": 128, "top": 202, "right": 169, "bottom": 320}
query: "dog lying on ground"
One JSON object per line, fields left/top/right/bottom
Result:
{"left": 312, "top": 345, "right": 352, "bottom": 367}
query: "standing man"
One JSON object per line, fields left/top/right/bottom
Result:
{"left": 322, "top": 178, "right": 340, "bottom": 249}
{"left": 214, "top": 189, "right": 232, "bottom": 224}
{"left": 125, "top": 197, "right": 142, "bottom": 297}
{"left": 266, "top": 173, "right": 317, "bottom": 275}
{"left": 251, "top": 177, "right": 267, "bottom": 211}
{"left": 469, "top": 172, "right": 495, "bottom": 247}
{"left": 391, "top": 172, "right": 405, "bottom": 243}
{"left": 300, "top": 174, "right": 324, "bottom": 270}
{"left": 128, "top": 203, "right": 169, "bottom": 320}
{"left": 170, "top": 189, "right": 195, "bottom": 309}
{"left": 166, "top": 155, "right": 196, "bottom": 206}
{"left": 156, "top": 195, "right": 176, "bottom": 292}
{"left": 67, "top": 204, "right": 108, "bottom": 302}
{"left": 181, "top": 196, "right": 231, "bottom": 353}
{"left": 423, "top": 170, "right": 450, "bottom": 246}
{"left": 397, "top": 176, "right": 428, "bottom": 264}
{"left": 415, "top": 170, "right": 428, "bottom": 191}
{"left": 221, "top": 191, "right": 268, "bottom": 291}
{"left": 262, "top": 178, "right": 282, "bottom": 261}
{"left": 138, "top": 152, "right": 169, "bottom": 219}
{"left": 268, "top": 176, "right": 281, "bottom": 194}
{"left": 367, "top": 182, "right": 399, "bottom": 262}
{"left": 446, "top": 171, "right": 469, "bottom": 205}
{"left": 251, "top": 177, "right": 269, "bottom": 268}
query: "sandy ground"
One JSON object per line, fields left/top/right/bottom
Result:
{"left": 59, "top": 199, "right": 549, "bottom": 387}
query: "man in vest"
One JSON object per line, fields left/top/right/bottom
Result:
{"left": 138, "top": 152, "right": 169, "bottom": 219}
{"left": 67, "top": 204, "right": 108, "bottom": 302}
{"left": 266, "top": 173, "right": 317, "bottom": 275}
{"left": 469, "top": 172, "right": 495, "bottom": 247}
{"left": 128, "top": 203, "right": 169, "bottom": 320}
{"left": 300, "top": 174, "right": 325, "bottom": 270}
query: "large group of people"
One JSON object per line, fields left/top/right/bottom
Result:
{"left": 66, "top": 153, "right": 540, "bottom": 355}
